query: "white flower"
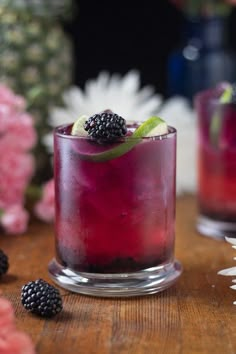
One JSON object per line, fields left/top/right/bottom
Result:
{"left": 44, "top": 70, "right": 162, "bottom": 153}
{"left": 158, "top": 96, "right": 197, "bottom": 195}
{"left": 218, "top": 237, "right": 236, "bottom": 305}
{"left": 44, "top": 71, "right": 197, "bottom": 196}
{"left": 49, "top": 70, "right": 162, "bottom": 127}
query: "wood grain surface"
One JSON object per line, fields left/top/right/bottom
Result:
{"left": 1, "top": 195, "right": 236, "bottom": 354}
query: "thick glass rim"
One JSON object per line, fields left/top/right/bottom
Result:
{"left": 54, "top": 122, "right": 177, "bottom": 141}
{"left": 195, "top": 91, "right": 236, "bottom": 108}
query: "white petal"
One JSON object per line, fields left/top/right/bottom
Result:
{"left": 137, "top": 86, "right": 155, "bottom": 101}
{"left": 120, "top": 70, "right": 140, "bottom": 94}
{"left": 218, "top": 267, "right": 236, "bottom": 276}
{"left": 109, "top": 73, "right": 122, "bottom": 91}
{"left": 42, "top": 133, "right": 53, "bottom": 153}
{"left": 136, "top": 98, "right": 163, "bottom": 121}
{"left": 225, "top": 237, "right": 236, "bottom": 245}
{"left": 159, "top": 97, "right": 196, "bottom": 195}
{"left": 230, "top": 285, "right": 236, "bottom": 290}
{"left": 96, "top": 71, "right": 110, "bottom": 90}
{"left": 63, "top": 87, "right": 84, "bottom": 112}
{"left": 49, "top": 108, "right": 72, "bottom": 126}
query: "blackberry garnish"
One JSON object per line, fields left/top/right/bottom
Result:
{"left": 21, "top": 279, "right": 63, "bottom": 318}
{"left": 0, "top": 249, "right": 9, "bottom": 277}
{"left": 84, "top": 111, "right": 127, "bottom": 143}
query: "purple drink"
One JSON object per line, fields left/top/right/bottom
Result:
{"left": 195, "top": 84, "right": 236, "bottom": 239}
{"left": 49, "top": 114, "right": 182, "bottom": 296}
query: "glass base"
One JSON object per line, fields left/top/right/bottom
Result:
{"left": 48, "top": 258, "right": 182, "bottom": 297}
{"left": 197, "top": 215, "right": 236, "bottom": 240}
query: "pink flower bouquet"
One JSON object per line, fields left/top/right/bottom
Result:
{"left": 0, "top": 85, "right": 36, "bottom": 235}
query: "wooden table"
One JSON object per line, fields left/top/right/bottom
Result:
{"left": 1, "top": 195, "right": 236, "bottom": 354}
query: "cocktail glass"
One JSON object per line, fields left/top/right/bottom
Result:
{"left": 195, "top": 88, "right": 236, "bottom": 239}
{"left": 48, "top": 123, "right": 182, "bottom": 296}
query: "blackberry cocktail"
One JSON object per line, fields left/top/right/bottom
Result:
{"left": 195, "top": 83, "right": 236, "bottom": 239}
{"left": 49, "top": 112, "right": 181, "bottom": 296}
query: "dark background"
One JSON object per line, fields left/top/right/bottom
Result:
{"left": 65, "top": 0, "right": 236, "bottom": 97}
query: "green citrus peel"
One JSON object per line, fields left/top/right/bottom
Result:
{"left": 210, "top": 85, "right": 233, "bottom": 147}
{"left": 71, "top": 115, "right": 88, "bottom": 136}
{"left": 73, "top": 116, "right": 168, "bottom": 162}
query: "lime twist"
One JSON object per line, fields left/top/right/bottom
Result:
{"left": 71, "top": 115, "right": 168, "bottom": 162}
{"left": 210, "top": 85, "right": 233, "bottom": 147}
{"left": 71, "top": 115, "right": 88, "bottom": 136}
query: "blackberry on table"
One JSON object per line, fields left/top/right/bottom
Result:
{"left": 0, "top": 249, "right": 9, "bottom": 277}
{"left": 84, "top": 111, "right": 127, "bottom": 143}
{"left": 21, "top": 279, "right": 63, "bottom": 318}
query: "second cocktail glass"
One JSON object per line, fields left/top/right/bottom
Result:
{"left": 195, "top": 86, "right": 236, "bottom": 239}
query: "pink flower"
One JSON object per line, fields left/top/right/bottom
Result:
{"left": 0, "top": 153, "right": 34, "bottom": 209}
{"left": 0, "top": 85, "right": 27, "bottom": 135}
{"left": 0, "top": 113, "right": 37, "bottom": 151}
{"left": 0, "top": 85, "right": 37, "bottom": 151}
{"left": 0, "top": 85, "right": 37, "bottom": 234}
{"left": 1, "top": 205, "right": 29, "bottom": 235}
{"left": 0, "top": 85, "right": 26, "bottom": 111}
{"left": 34, "top": 179, "right": 55, "bottom": 223}
{"left": 0, "top": 297, "right": 35, "bottom": 354}
{"left": 0, "top": 297, "right": 15, "bottom": 335}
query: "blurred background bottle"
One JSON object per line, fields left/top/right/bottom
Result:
{"left": 167, "top": 0, "right": 236, "bottom": 101}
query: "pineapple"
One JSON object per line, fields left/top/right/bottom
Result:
{"left": 0, "top": 0, "right": 73, "bottom": 181}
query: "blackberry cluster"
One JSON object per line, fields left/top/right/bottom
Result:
{"left": 21, "top": 279, "right": 63, "bottom": 318}
{"left": 0, "top": 249, "right": 9, "bottom": 277}
{"left": 84, "top": 111, "right": 127, "bottom": 143}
